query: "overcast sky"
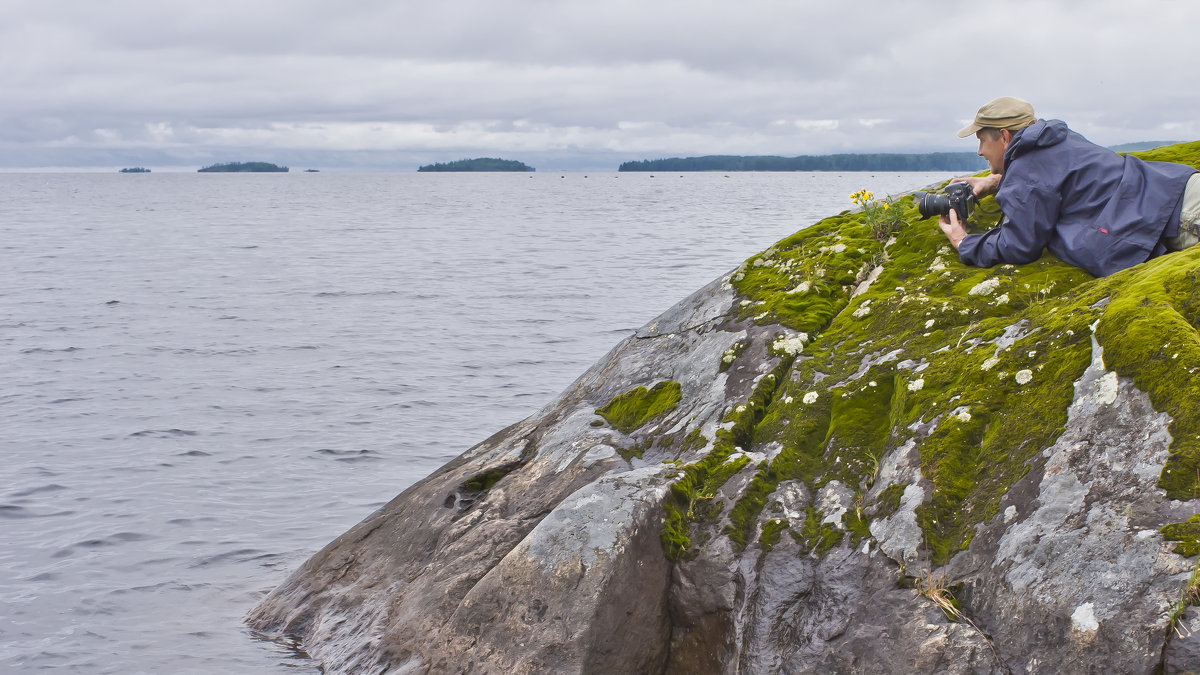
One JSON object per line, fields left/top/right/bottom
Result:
{"left": 3, "top": 0, "right": 1198, "bottom": 170}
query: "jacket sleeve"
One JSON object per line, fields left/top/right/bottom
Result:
{"left": 958, "top": 184, "right": 1062, "bottom": 267}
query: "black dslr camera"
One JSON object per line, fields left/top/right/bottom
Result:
{"left": 913, "top": 181, "right": 974, "bottom": 222}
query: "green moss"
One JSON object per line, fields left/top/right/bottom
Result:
{"left": 720, "top": 185, "right": 1115, "bottom": 563}
{"left": 821, "top": 368, "right": 897, "bottom": 488}
{"left": 843, "top": 505, "right": 873, "bottom": 548}
{"left": 725, "top": 461, "right": 773, "bottom": 550}
{"left": 682, "top": 426, "right": 709, "bottom": 454}
{"left": 661, "top": 447, "right": 750, "bottom": 561}
{"left": 720, "top": 339, "right": 749, "bottom": 372}
{"left": 661, "top": 141, "right": 1200, "bottom": 567}
{"left": 760, "top": 518, "right": 789, "bottom": 551}
{"left": 1127, "top": 140, "right": 1200, "bottom": 167}
{"left": 1094, "top": 252, "right": 1200, "bottom": 499}
{"left": 462, "top": 463, "right": 521, "bottom": 492}
{"left": 662, "top": 359, "right": 792, "bottom": 560}
{"left": 597, "top": 381, "right": 682, "bottom": 435}
{"left": 617, "top": 438, "right": 652, "bottom": 462}
{"left": 1163, "top": 514, "right": 1200, "bottom": 557}
{"left": 874, "top": 483, "right": 906, "bottom": 518}
{"left": 791, "top": 506, "right": 844, "bottom": 556}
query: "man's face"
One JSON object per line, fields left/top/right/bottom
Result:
{"left": 976, "top": 129, "right": 1009, "bottom": 174}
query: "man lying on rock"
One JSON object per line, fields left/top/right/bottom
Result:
{"left": 936, "top": 96, "right": 1200, "bottom": 277}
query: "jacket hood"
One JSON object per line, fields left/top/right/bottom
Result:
{"left": 1005, "top": 119, "right": 1067, "bottom": 164}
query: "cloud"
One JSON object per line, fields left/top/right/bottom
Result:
{"left": 1, "top": 0, "right": 1198, "bottom": 169}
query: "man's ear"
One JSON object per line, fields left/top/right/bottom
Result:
{"left": 1001, "top": 128, "right": 1014, "bottom": 145}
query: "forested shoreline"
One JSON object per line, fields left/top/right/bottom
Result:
{"left": 618, "top": 152, "right": 987, "bottom": 172}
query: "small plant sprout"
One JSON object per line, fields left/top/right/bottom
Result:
{"left": 914, "top": 566, "right": 1004, "bottom": 666}
{"left": 1169, "top": 561, "right": 1200, "bottom": 637}
{"left": 864, "top": 449, "right": 882, "bottom": 488}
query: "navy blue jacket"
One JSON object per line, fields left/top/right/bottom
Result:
{"left": 958, "top": 119, "right": 1195, "bottom": 277}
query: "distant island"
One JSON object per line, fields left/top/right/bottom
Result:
{"left": 198, "top": 161, "right": 289, "bottom": 173}
{"left": 119, "top": 167, "right": 150, "bottom": 173}
{"left": 417, "top": 158, "right": 535, "bottom": 172}
{"left": 619, "top": 152, "right": 987, "bottom": 172}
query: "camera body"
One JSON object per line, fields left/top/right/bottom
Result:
{"left": 914, "top": 181, "right": 974, "bottom": 222}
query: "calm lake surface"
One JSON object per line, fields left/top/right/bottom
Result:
{"left": 0, "top": 170, "right": 954, "bottom": 673}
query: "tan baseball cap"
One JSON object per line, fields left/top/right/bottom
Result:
{"left": 957, "top": 97, "right": 1036, "bottom": 138}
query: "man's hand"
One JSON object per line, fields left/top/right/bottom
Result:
{"left": 939, "top": 209, "right": 968, "bottom": 250}
{"left": 952, "top": 173, "right": 1002, "bottom": 198}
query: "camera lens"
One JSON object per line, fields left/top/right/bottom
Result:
{"left": 913, "top": 191, "right": 951, "bottom": 219}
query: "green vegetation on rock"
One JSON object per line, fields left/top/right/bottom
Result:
{"left": 791, "top": 506, "right": 844, "bottom": 556}
{"left": 661, "top": 141, "right": 1200, "bottom": 565}
{"left": 596, "top": 381, "right": 682, "bottom": 436}
{"left": 1163, "top": 514, "right": 1200, "bottom": 557}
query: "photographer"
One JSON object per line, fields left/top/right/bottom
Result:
{"left": 936, "top": 97, "right": 1200, "bottom": 277}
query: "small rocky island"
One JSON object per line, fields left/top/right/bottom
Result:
{"left": 119, "top": 167, "right": 150, "bottom": 173}
{"left": 418, "top": 157, "right": 535, "bottom": 172}
{"left": 250, "top": 141, "right": 1200, "bottom": 674}
{"left": 198, "top": 161, "right": 288, "bottom": 173}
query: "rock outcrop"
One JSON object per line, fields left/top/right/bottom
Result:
{"left": 249, "top": 142, "right": 1200, "bottom": 674}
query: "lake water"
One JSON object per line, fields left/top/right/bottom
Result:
{"left": 0, "top": 170, "right": 955, "bottom": 673}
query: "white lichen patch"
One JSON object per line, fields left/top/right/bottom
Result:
{"left": 1015, "top": 369, "right": 1033, "bottom": 385}
{"left": 995, "top": 293, "right": 1010, "bottom": 304}
{"left": 803, "top": 391, "right": 819, "bottom": 404}
{"left": 924, "top": 319, "right": 935, "bottom": 329}
{"left": 1070, "top": 602, "right": 1099, "bottom": 633}
{"left": 907, "top": 378, "right": 924, "bottom": 392}
{"left": 788, "top": 280, "right": 811, "bottom": 294}
{"left": 1093, "top": 371, "right": 1118, "bottom": 405}
{"left": 969, "top": 277, "right": 1001, "bottom": 296}
{"left": 1003, "top": 505, "right": 1018, "bottom": 523}
{"left": 951, "top": 406, "right": 971, "bottom": 423}
{"left": 772, "top": 334, "right": 809, "bottom": 356}
{"left": 852, "top": 301, "right": 872, "bottom": 318}
{"left": 851, "top": 265, "right": 884, "bottom": 299}
{"left": 816, "top": 481, "right": 854, "bottom": 526}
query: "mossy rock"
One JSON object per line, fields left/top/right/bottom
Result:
{"left": 1163, "top": 514, "right": 1200, "bottom": 557}
{"left": 665, "top": 142, "right": 1200, "bottom": 564}
{"left": 596, "top": 381, "right": 682, "bottom": 435}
